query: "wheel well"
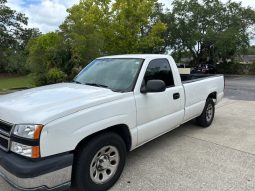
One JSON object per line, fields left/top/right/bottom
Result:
{"left": 208, "top": 92, "right": 217, "bottom": 102}
{"left": 74, "top": 124, "right": 132, "bottom": 154}
{"left": 71, "top": 124, "right": 131, "bottom": 185}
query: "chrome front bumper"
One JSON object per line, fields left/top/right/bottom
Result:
{"left": 0, "top": 165, "right": 72, "bottom": 191}
{"left": 0, "top": 150, "right": 73, "bottom": 191}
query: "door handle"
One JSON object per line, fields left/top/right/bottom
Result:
{"left": 173, "top": 93, "right": 180, "bottom": 100}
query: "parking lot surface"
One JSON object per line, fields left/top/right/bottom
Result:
{"left": 224, "top": 75, "right": 255, "bottom": 101}
{"left": 1, "top": 76, "right": 255, "bottom": 191}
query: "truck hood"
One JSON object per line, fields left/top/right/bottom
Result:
{"left": 0, "top": 83, "right": 125, "bottom": 124}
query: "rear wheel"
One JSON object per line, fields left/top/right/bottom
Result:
{"left": 196, "top": 98, "right": 215, "bottom": 127}
{"left": 74, "top": 132, "right": 126, "bottom": 191}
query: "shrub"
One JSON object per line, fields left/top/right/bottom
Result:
{"left": 32, "top": 73, "right": 48, "bottom": 86}
{"left": 217, "top": 62, "right": 255, "bottom": 75}
{"left": 250, "top": 63, "right": 255, "bottom": 74}
{"left": 27, "top": 32, "right": 72, "bottom": 86}
{"left": 1, "top": 50, "right": 29, "bottom": 75}
{"left": 31, "top": 68, "right": 66, "bottom": 86}
{"left": 46, "top": 68, "right": 66, "bottom": 84}
{"left": 216, "top": 62, "right": 241, "bottom": 74}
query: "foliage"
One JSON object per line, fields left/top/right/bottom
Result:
{"left": 105, "top": 0, "right": 167, "bottom": 54}
{"left": 59, "top": 0, "right": 167, "bottom": 68}
{"left": 250, "top": 63, "right": 255, "bottom": 74}
{"left": 27, "top": 0, "right": 167, "bottom": 85}
{"left": 46, "top": 68, "right": 66, "bottom": 84}
{"left": 246, "top": 46, "right": 255, "bottom": 55}
{"left": 171, "top": 50, "right": 192, "bottom": 64}
{"left": 4, "top": 50, "right": 27, "bottom": 74}
{"left": 59, "top": 0, "right": 108, "bottom": 68}
{"left": 27, "top": 32, "right": 71, "bottom": 85}
{"left": 216, "top": 62, "right": 241, "bottom": 74}
{"left": 216, "top": 62, "right": 255, "bottom": 75}
{"left": 0, "top": 0, "right": 41, "bottom": 73}
{"left": 167, "top": 0, "right": 255, "bottom": 65}
{"left": 9, "top": 0, "right": 255, "bottom": 85}
{"left": 0, "top": 0, "right": 27, "bottom": 49}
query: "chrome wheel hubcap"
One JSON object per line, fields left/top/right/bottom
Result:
{"left": 206, "top": 104, "right": 213, "bottom": 122}
{"left": 90, "top": 146, "right": 120, "bottom": 184}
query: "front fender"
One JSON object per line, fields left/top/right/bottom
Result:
{"left": 40, "top": 95, "right": 137, "bottom": 157}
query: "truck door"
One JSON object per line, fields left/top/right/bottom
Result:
{"left": 135, "top": 58, "right": 184, "bottom": 145}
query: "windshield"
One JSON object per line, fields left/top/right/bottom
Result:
{"left": 74, "top": 58, "right": 144, "bottom": 92}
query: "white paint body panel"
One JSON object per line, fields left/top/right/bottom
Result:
{"left": 0, "top": 83, "right": 126, "bottom": 124}
{"left": 183, "top": 75, "right": 224, "bottom": 122}
{"left": 0, "top": 54, "right": 224, "bottom": 157}
{"left": 133, "top": 56, "right": 185, "bottom": 146}
{"left": 40, "top": 92, "right": 137, "bottom": 156}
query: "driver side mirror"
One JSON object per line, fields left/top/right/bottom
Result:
{"left": 141, "top": 80, "right": 166, "bottom": 93}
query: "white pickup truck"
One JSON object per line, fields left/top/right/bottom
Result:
{"left": 0, "top": 54, "right": 224, "bottom": 191}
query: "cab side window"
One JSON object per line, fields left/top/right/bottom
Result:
{"left": 144, "top": 59, "right": 175, "bottom": 87}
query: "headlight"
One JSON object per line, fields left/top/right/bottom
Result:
{"left": 11, "top": 142, "right": 40, "bottom": 158}
{"left": 13, "top": 124, "right": 43, "bottom": 139}
{"left": 11, "top": 124, "right": 43, "bottom": 158}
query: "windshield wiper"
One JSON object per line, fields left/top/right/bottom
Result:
{"left": 73, "top": 81, "right": 124, "bottom": 93}
{"left": 72, "top": 80, "right": 82, "bottom": 84}
{"left": 85, "top": 83, "right": 109, "bottom": 88}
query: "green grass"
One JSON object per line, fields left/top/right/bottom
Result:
{"left": 0, "top": 75, "right": 34, "bottom": 92}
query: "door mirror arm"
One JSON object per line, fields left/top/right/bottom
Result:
{"left": 140, "top": 85, "right": 147, "bottom": 93}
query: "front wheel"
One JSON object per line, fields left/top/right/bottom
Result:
{"left": 196, "top": 98, "right": 215, "bottom": 127}
{"left": 74, "top": 132, "right": 126, "bottom": 191}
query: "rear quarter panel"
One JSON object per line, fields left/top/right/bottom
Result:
{"left": 183, "top": 75, "right": 224, "bottom": 122}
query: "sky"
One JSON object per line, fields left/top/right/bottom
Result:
{"left": 6, "top": 0, "right": 255, "bottom": 44}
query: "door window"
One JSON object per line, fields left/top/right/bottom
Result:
{"left": 144, "top": 59, "right": 175, "bottom": 87}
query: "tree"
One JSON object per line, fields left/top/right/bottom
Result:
{"left": 167, "top": 0, "right": 255, "bottom": 65}
{"left": 60, "top": 0, "right": 110, "bottom": 68}
{"left": 5, "top": 28, "right": 41, "bottom": 74}
{"left": 27, "top": 32, "right": 70, "bottom": 85}
{"left": 60, "top": 0, "right": 167, "bottom": 69}
{"left": 0, "top": 0, "right": 40, "bottom": 73}
{"left": 26, "top": 0, "right": 167, "bottom": 85}
{"left": 105, "top": 0, "right": 167, "bottom": 54}
{"left": 0, "top": 0, "right": 27, "bottom": 71}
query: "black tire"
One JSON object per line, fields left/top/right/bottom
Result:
{"left": 196, "top": 98, "right": 215, "bottom": 127}
{"left": 74, "top": 132, "right": 126, "bottom": 191}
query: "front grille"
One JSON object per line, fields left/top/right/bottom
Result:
{"left": 0, "top": 120, "right": 13, "bottom": 151}
{"left": 0, "top": 134, "right": 9, "bottom": 151}
{"left": 0, "top": 120, "right": 13, "bottom": 135}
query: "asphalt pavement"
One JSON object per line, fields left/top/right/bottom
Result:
{"left": 1, "top": 75, "right": 255, "bottom": 191}
{"left": 224, "top": 75, "right": 255, "bottom": 101}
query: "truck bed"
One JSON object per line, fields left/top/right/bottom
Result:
{"left": 181, "top": 74, "right": 224, "bottom": 83}
{"left": 181, "top": 74, "right": 224, "bottom": 123}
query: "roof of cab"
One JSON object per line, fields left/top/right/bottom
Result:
{"left": 98, "top": 54, "right": 170, "bottom": 59}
